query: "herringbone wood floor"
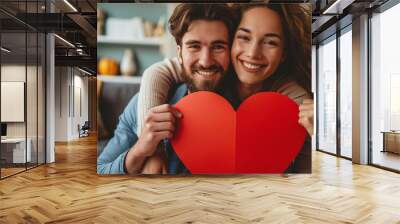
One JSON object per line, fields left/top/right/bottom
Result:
{"left": 1, "top": 135, "right": 400, "bottom": 223}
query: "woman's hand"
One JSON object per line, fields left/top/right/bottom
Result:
{"left": 298, "top": 99, "right": 314, "bottom": 136}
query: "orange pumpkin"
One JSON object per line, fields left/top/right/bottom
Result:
{"left": 98, "top": 58, "right": 119, "bottom": 75}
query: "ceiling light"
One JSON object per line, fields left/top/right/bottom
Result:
{"left": 76, "top": 48, "right": 86, "bottom": 55}
{"left": 78, "top": 67, "right": 93, "bottom": 76}
{"left": 63, "top": 0, "right": 78, "bottom": 12}
{"left": 322, "top": 0, "right": 355, "bottom": 15}
{"left": 1, "top": 47, "right": 11, "bottom": 53}
{"left": 54, "top": 34, "right": 75, "bottom": 48}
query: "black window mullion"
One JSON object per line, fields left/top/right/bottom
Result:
{"left": 336, "top": 29, "right": 341, "bottom": 157}
{"left": 44, "top": 31, "right": 47, "bottom": 164}
{"left": 73, "top": 68, "right": 75, "bottom": 118}
{"left": 25, "top": 0, "right": 28, "bottom": 171}
{"left": 367, "top": 10, "right": 373, "bottom": 165}
{"left": 36, "top": 0, "right": 39, "bottom": 168}
{"left": 44, "top": 0, "right": 48, "bottom": 165}
{"left": 316, "top": 44, "right": 320, "bottom": 151}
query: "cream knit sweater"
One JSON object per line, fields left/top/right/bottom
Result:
{"left": 137, "top": 58, "right": 184, "bottom": 135}
{"left": 137, "top": 57, "right": 311, "bottom": 135}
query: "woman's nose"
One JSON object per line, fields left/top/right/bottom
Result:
{"left": 246, "top": 41, "right": 262, "bottom": 59}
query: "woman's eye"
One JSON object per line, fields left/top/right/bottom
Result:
{"left": 237, "top": 35, "right": 250, "bottom": 41}
{"left": 264, "top": 40, "right": 279, "bottom": 47}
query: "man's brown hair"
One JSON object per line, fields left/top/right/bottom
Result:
{"left": 168, "top": 4, "right": 238, "bottom": 46}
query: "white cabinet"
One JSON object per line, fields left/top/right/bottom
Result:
{"left": 1, "top": 138, "right": 32, "bottom": 163}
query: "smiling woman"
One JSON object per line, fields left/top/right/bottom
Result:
{"left": 228, "top": 4, "right": 311, "bottom": 102}
{"left": 231, "top": 7, "right": 286, "bottom": 100}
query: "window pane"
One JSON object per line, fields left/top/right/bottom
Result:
{"left": 317, "top": 36, "right": 337, "bottom": 154}
{"left": 340, "top": 29, "right": 352, "bottom": 158}
{"left": 371, "top": 3, "right": 400, "bottom": 171}
{"left": 38, "top": 33, "right": 45, "bottom": 165}
{"left": 27, "top": 31, "right": 38, "bottom": 169}
{"left": 1, "top": 31, "right": 28, "bottom": 177}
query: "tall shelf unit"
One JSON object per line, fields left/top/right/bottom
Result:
{"left": 97, "top": 3, "right": 177, "bottom": 79}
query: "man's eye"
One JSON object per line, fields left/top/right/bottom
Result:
{"left": 188, "top": 45, "right": 200, "bottom": 49}
{"left": 212, "top": 45, "right": 225, "bottom": 51}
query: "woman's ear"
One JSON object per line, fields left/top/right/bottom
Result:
{"left": 177, "top": 45, "right": 183, "bottom": 64}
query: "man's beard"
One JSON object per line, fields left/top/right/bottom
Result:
{"left": 182, "top": 63, "right": 224, "bottom": 93}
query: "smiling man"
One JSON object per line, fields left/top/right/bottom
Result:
{"left": 97, "top": 4, "right": 237, "bottom": 174}
{"left": 178, "top": 19, "right": 230, "bottom": 92}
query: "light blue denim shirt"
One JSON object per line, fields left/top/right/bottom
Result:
{"left": 97, "top": 84, "right": 189, "bottom": 174}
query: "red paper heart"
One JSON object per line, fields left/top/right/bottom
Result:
{"left": 171, "top": 91, "right": 306, "bottom": 174}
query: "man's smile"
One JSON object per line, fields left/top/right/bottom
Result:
{"left": 194, "top": 70, "right": 219, "bottom": 79}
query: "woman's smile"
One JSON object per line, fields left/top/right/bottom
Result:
{"left": 240, "top": 59, "right": 267, "bottom": 72}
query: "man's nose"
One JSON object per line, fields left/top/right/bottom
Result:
{"left": 198, "top": 48, "right": 214, "bottom": 68}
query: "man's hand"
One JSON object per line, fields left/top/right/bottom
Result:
{"left": 124, "top": 104, "right": 181, "bottom": 174}
{"left": 141, "top": 148, "right": 167, "bottom": 174}
{"left": 136, "top": 104, "right": 182, "bottom": 156}
{"left": 298, "top": 99, "right": 314, "bottom": 136}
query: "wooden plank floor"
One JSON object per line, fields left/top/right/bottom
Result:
{"left": 1, "top": 167, "right": 26, "bottom": 178}
{"left": 1, "top": 135, "right": 400, "bottom": 223}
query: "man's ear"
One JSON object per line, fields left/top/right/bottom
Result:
{"left": 177, "top": 45, "right": 183, "bottom": 64}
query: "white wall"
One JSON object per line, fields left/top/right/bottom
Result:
{"left": 55, "top": 67, "right": 69, "bottom": 141}
{"left": 70, "top": 72, "right": 89, "bottom": 139}
{"left": 54, "top": 67, "right": 89, "bottom": 141}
